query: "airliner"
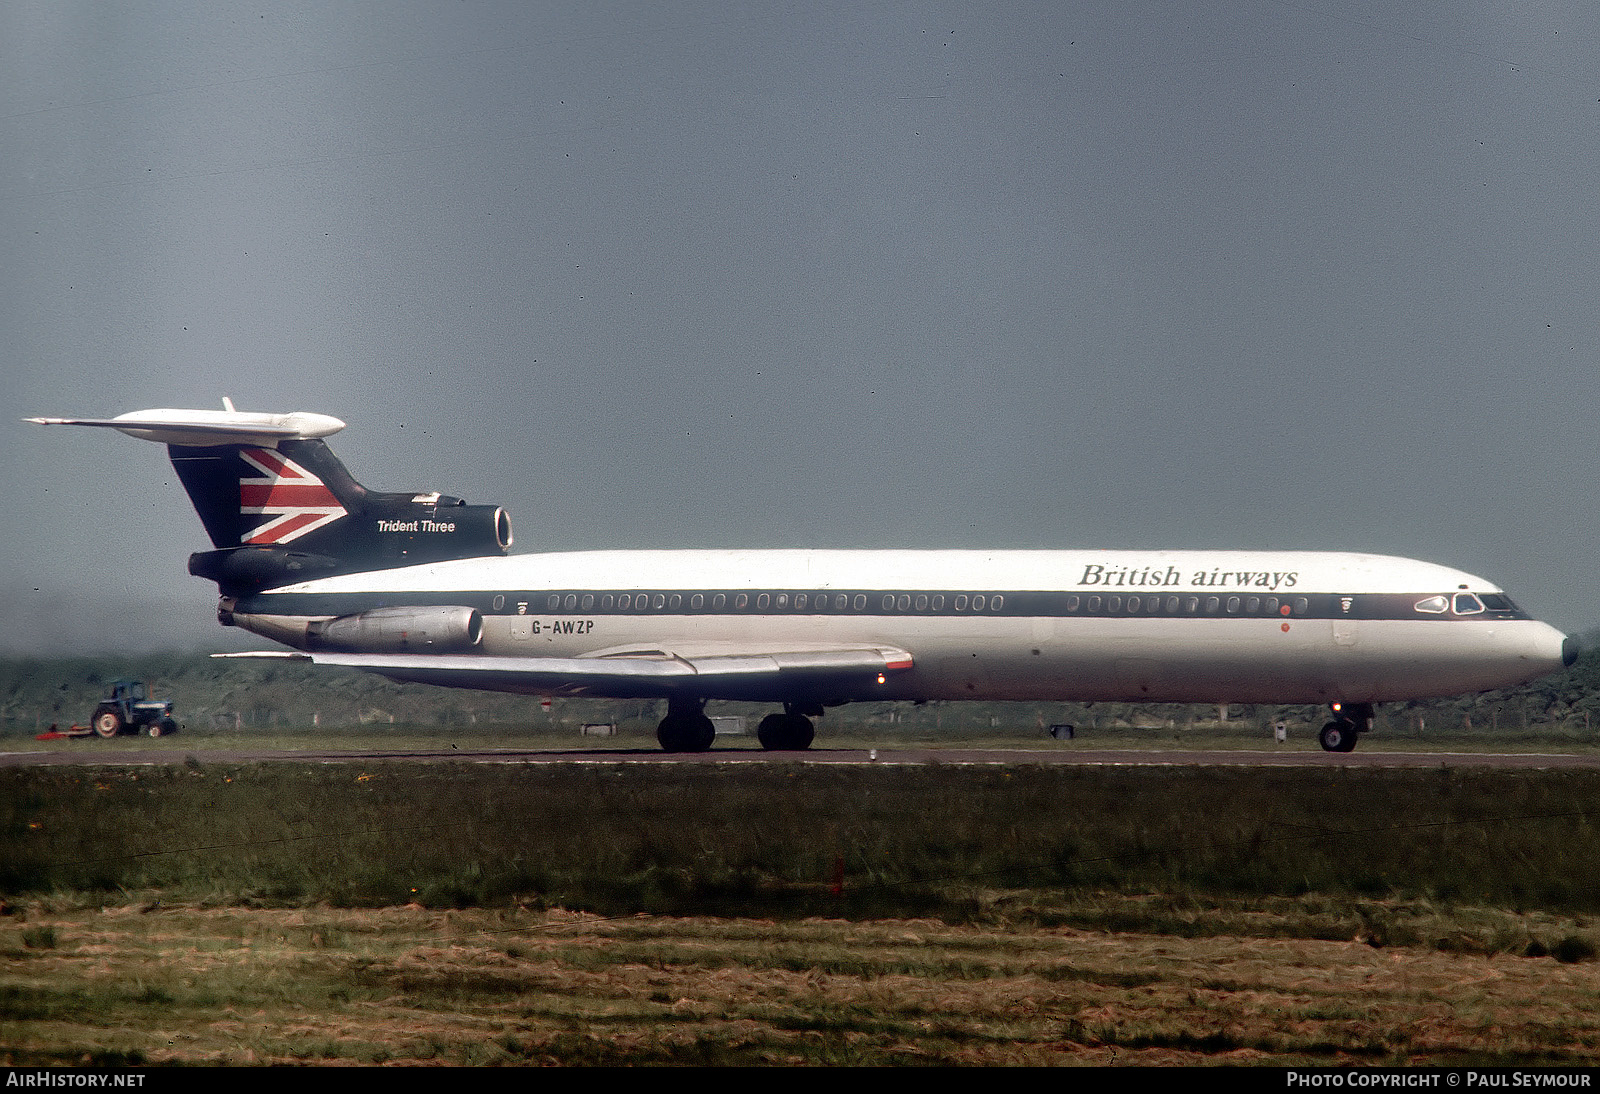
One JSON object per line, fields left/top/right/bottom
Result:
{"left": 29, "top": 405, "right": 1577, "bottom": 753}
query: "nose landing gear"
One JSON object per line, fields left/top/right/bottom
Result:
{"left": 1319, "top": 702, "right": 1374, "bottom": 753}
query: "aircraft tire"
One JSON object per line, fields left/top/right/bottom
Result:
{"left": 657, "top": 713, "right": 715, "bottom": 753}
{"left": 1319, "top": 719, "right": 1358, "bottom": 753}
{"left": 757, "top": 712, "right": 814, "bottom": 751}
{"left": 93, "top": 708, "right": 123, "bottom": 739}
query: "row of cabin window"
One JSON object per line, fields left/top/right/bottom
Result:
{"left": 534, "top": 591, "right": 1007, "bottom": 613}
{"left": 1066, "top": 593, "right": 1310, "bottom": 616}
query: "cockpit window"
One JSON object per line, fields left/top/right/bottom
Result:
{"left": 1414, "top": 596, "right": 1449, "bottom": 614}
{"left": 1453, "top": 593, "right": 1485, "bottom": 615}
{"left": 1479, "top": 593, "right": 1514, "bottom": 611}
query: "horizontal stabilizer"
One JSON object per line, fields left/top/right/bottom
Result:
{"left": 27, "top": 407, "right": 345, "bottom": 448}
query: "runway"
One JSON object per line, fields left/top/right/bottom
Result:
{"left": 4, "top": 745, "right": 1600, "bottom": 769}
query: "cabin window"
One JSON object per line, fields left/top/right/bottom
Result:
{"left": 1293, "top": 597, "right": 1309, "bottom": 615}
{"left": 1066, "top": 595, "right": 1080, "bottom": 612}
{"left": 1453, "top": 593, "right": 1485, "bottom": 615}
{"left": 915, "top": 594, "right": 928, "bottom": 611}
{"left": 1104, "top": 595, "right": 1119, "bottom": 613}
{"left": 897, "top": 594, "right": 911, "bottom": 610}
{"left": 581, "top": 594, "right": 594, "bottom": 611}
{"left": 651, "top": 593, "right": 665, "bottom": 610}
{"left": 564, "top": 594, "right": 578, "bottom": 611}
{"left": 617, "top": 594, "right": 631, "bottom": 610}
{"left": 1415, "top": 595, "right": 1449, "bottom": 614}
{"left": 669, "top": 594, "right": 682, "bottom": 610}
{"left": 1266, "top": 598, "right": 1280, "bottom": 615}
{"left": 775, "top": 593, "right": 788, "bottom": 609}
{"left": 1246, "top": 596, "right": 1259, "bottom": 613}
{"left": 991, "top": 595, "right": 1003, "bottom": 611}
{"left": 547, "top": 594, "right": 561, "bottom": 610}
{"left": 795, "top": 594, "right": 808, "bottom": 610}
{"left": 955, "top": 595, "right": 969, "bottom": 611}
{"left": 1127, "top": 596, "right": 1140, "bottom": 613}
{"left": 757, "top": 593, "right": 770, "bottom": 609}
{"left": 1166, "top": 596, "right": 1180, "bottom": 613}
{"left": 493, "top": 594, "right": 505, "bottom": 611}
{"left": 932, "top": 594, "right": 945, "bottom": 610}
{"left": 1226, "top": 596, "right": 1240, "bottom": 614}
{"left": 882, "top": 595, "right": 895, "bottom": 611}
{"left": 1205, "top": 597, "right": 1220, "bottom": 613}
{"left": 735, "top": 593, "right": 749, "bottom": 609}
{"left": 1087, "top": 596, "right": 1101, "bottom": 612}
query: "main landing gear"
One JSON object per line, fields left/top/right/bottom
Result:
{"left": 656, "top": 697, "right": 715, "bottom": 753}
{"left": 1319, "top": 702, "right": 1374, "bottom": 753}
{"left": 654, "top": 699, "right": 822, "bottom": 752}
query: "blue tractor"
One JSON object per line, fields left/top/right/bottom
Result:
{"left": 91, "top": 679, "right": 179, "bottom": 738}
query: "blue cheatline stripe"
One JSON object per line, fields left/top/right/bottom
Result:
{"left": 236, "top": 588, "right": 1529, "bottom": 623}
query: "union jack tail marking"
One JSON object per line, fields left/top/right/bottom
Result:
{"left": 238, "top": 447, "right": 347, "bottom": 544}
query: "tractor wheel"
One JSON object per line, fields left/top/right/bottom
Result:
{"left": 150, "top": 717, "right": 177, "bottom": 737}
{"left": 93, "top": 708, "right": 123, "bottom": 739}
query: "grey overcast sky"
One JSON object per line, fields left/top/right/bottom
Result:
{"left": 5, "top": 1, "right": 1600, "bottom": 654}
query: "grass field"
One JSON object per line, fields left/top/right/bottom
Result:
{"left": 6, "top": 755, "right": 1600, "bottom": 1064}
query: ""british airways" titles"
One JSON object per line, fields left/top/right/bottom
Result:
{"left": 1079, "top": 564, "right": 1299, "bottom": 590}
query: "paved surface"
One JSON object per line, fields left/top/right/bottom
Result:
{"left": 5, "top": 745, "right": 1600, "bottom": 769}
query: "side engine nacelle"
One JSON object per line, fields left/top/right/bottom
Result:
{"left": 307, "top": 606, "right": 484, "bottom": 653}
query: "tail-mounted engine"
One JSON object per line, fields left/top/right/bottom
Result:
{"left": 307, "top": 605, "right": 483, "bottom": 653}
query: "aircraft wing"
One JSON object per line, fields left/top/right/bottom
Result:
{"left": 220, "top": 644, "right": 915, "bottom": 702}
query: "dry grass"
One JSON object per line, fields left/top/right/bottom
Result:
{"left": 5, "top": 899, "right": 1600, "bottom": 1066}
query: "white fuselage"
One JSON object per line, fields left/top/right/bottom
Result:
{"left": 227, "top": 548, "right": 1572, "bottom": 707}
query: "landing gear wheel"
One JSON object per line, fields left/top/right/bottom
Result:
{"left": 93, "top": 708, "right": 123, "bottom": 739}
{"left": 757, "top": 712, "right": 815, "bottom": 751}
{"left": 657, "top": 712, "right": 715, "bottom": 753}
{"left": 1319, "top": 719, "right": 1358, "bottom": 753}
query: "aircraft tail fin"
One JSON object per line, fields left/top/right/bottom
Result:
{"left": 29, "top": 404, "right": 512, "bottom": 592}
